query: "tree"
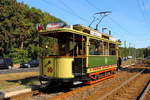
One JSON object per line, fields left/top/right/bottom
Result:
{"left": 0, "top": 0, "right": 66, "bottom": 62}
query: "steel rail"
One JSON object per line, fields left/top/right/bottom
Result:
{"left": 97, "top": 69, "right": 145, "bottom": 100}
{"left": 137, "top": 80, "right": 150, "bottom": 100}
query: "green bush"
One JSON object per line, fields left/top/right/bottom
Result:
{"left": 28, "top": 44, "right": 40, "bottom": 59}
{"left": 6, "top": 48, "right": 30, "bottom": 64}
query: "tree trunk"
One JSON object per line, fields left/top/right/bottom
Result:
{"left": 20, "top": 35, "right": 24, "bottom": 49}
{"left": 21, "top": 40, "right": 24, "bottom": 49}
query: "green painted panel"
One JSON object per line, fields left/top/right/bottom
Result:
{"left": 88, "top": 56, "right": 117, "bottom": 67}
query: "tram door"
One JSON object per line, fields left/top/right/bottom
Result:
{"left": 71, "top": 35, "right": 86, "bottom": 76}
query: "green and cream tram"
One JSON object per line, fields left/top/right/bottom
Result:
{"left": 39, "top": 24, "right": 121, "bottom": 85}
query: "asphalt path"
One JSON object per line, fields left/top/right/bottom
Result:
{"left": 0, "top": 67, "right": 39, "bottom": 74}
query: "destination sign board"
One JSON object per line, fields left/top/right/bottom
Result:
{"left": 46, "top": 23, "right": 65, "bottom": 30}
{"left": 90, "top": 30, "right": 102, "bottom": 37}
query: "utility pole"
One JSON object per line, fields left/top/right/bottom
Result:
{"left": 134, "top": 44, "right": 136, "bottom": 64}
{"left": 128, "top": 43, "right": 131, "bottom": 65}
{"left": 129, "top": 43, "right": 131, "bottom": 57}
{"left": 124, "top": 41, "right": 127, "bottom": 57}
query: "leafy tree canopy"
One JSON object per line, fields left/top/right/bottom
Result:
{"left": 0, "top": 0, "right": 66, "bottom": 61}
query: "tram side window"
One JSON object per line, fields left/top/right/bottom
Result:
{"left": 89, "top": 43, "right": 95, "bottom": 55}
{"left": 68, "top": 41, "right": 76, "bottom": 56}
{"left": 75, "top": 42, "right": 85, "bottom": 56}
{"left": 89, "top": 39, "right": 103, "bottom": 55}
{"left": 69, "top": 41, "right": 86, "bottom": 56}
{"left": 104, "top": 42, "right": 109, "bottom": 55}
{"left": 109, "top": 44, "right": 116, "bottom": 55}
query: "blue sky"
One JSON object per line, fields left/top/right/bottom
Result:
{"left": 17, "top": 0, "right": 150, "bottom": 48}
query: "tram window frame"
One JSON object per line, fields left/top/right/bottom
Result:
{"left": 103, "top": 42, "right": 109, "bottom": 55}
{"left": 109, "top": 43, "right": 116, "bottom": 55}
{"left": 68, "top": 35, "right": 86, "bottom": 56}
{"left": 58, "top": 38, "right": 69, "bottom": 56}
{"left": 89, "top": 39, "right": 103, "bottom": 55}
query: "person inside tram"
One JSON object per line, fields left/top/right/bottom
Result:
{"left": 69, "top": 43, "right": 83, "bottom": 56}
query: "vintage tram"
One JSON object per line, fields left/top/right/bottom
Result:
{"left": 38, "top": 24, "right": 121, "bottom": 85}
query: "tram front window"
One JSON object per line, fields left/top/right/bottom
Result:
{"left": 41, "top": 37, "right": 59, "bottom": 56}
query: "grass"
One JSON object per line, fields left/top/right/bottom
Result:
{"left": 0, "top": 72, "right": 39, "bottom": 90}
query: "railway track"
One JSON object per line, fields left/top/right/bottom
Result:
{"left": 142, "top": 86, "right": 150, "bottom": 100}
{"left": 137, "top": 80, "right": 150, "bottom": 100}
{"left": 5, "top": 64, "right": 149, "bottom": 100}
{"left": 87, "top": 68, "right": 150, "bottom": 100}
{"left": 97, "top": 69, "right": 147, "bottom": 100}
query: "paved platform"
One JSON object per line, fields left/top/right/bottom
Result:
{"left": 0, "top": 85, "right": 40, "bottom": 99}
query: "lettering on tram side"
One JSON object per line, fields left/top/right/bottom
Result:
{"left": 88, "top": 65, "right": 116, "bottom": 73}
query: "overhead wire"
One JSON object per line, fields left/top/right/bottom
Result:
{"left": 85, "top": 0, "right": 150, "bottom": 44}
{"left": 108, "top": 16, "right": 131, "bottom": 34}
{"left": 141, "top": 0, "right": 150, "bottom": 27}
{"left": 85, "top": 0, "right": 100, "bottom": 11}
{"left": 59, "top": 0, "right": 88, "bottom": 22}
{"left": 141, "top": 0, "right": 150, "bottom": 21}
{"left": 84, "top": 0, "right": 131, "bottom": 39}
{"left": 42, "top": 0, "right": 88, "bottom": 23}
{"left": 84, "top": 0, "right": 137, "bottom": 48}
{"left": 84, "top": 0, "right": 131, "bottom": 35}
{"left": 136, "top": 0, "right": 150, "bottom": 31}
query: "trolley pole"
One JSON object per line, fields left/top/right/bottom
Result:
{"left": 124, "top": 41, "right": 126, "bottom": 58}
{"left": 88, "top": 11, "right": 111, "bottom": 30}
{"left": 95, "top": 11, "right": 111, "bottom": 30}
{"left": 102, "top": 27, "right": 107, "bottom": 33}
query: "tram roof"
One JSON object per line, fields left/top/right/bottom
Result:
{"left": 73, "top": 24, "right": 112, "bottom": 37}
{"left": 39, "top": 27, "right": 121, "bottom": 45}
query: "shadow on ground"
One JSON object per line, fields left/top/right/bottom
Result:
{"left": 6, "top": 76, "right": 39, "bottom": 86}
{"left": 6, "top": 76, "right": 85, "bottom": 94}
